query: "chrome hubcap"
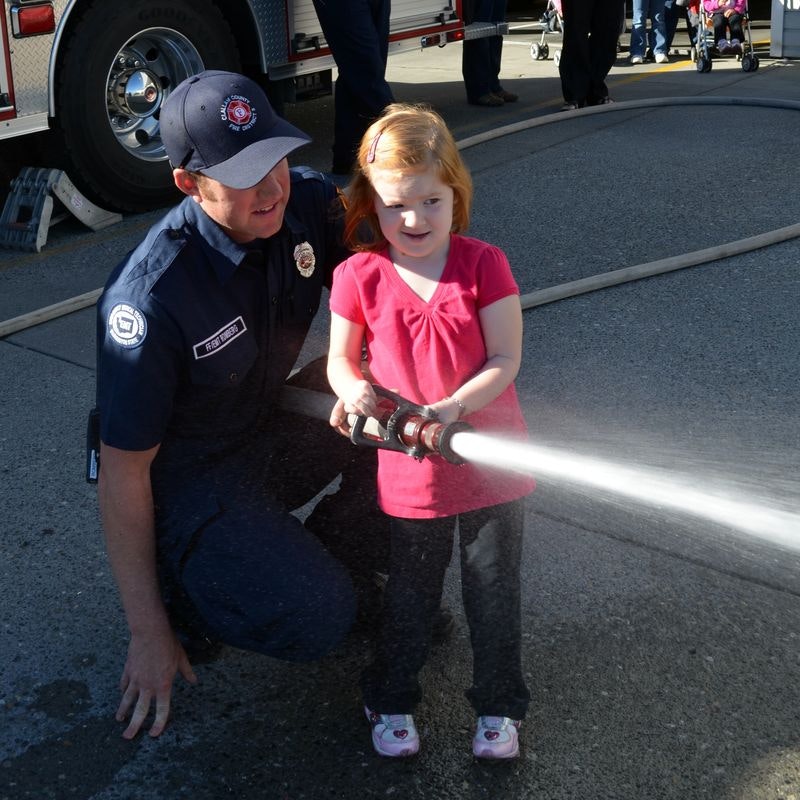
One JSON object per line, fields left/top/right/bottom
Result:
{"left": 106, "top": 27, "right": 205, "bottom": 163}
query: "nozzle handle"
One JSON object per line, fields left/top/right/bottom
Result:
{"left": 349, "top": 386, "right": 436, "bottom": 460}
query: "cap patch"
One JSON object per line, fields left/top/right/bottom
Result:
{"left": 221, "top": 95, "right": 257, "bottom": 132}
{"left": 108, "top": 303, "right": 147, "bottom": 348}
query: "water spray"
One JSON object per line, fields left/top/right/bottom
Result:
{"left": 342, "top": 386, "right": 800, "bottom": 548}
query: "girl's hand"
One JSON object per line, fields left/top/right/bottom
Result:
{"left": 427, "top": 396, "right": 465, "bottom": 425}
{"left": 329, "top": 397, "right": 351, "bottom": 437}
{"left": 342, "top": 380, "right": 378, "bottom": 419}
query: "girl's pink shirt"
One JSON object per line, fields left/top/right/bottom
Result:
{"left": 703, "top": 0, "right": 746, "bottom": 15}
{"left": 330, "top": 234, "right": 535, "bottom": 518}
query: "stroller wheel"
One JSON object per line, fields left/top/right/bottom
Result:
{"left": 530, "top": 42, "right": 541, "bottom": 60}
{"left": 697, "top": 55, "right": 712, "bottom": 73}
{"left": 741, "top": 53, "right": 759, "bottom": 71}
{"left": 690, "top": 45, "right": 697, "bottom": 62}
{"left": 541, "top": 43, "right": 550, "bottom": 59}
{"left": 554, "top": 50, "right": 561, "bottom": 67}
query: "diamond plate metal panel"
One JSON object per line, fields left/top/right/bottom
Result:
{"left": 5, "top": 0, "right": 71, "bottom": 118}
{"left": 250, "top": 0, "right": 291, "bottom": 65}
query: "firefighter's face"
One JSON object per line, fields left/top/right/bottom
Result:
{"left": 178, "top": 159, "right": 291, "bottom": 243}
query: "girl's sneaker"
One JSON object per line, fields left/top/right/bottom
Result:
{"left": 472, "top": 716, "right": 521, "bottom": 759}
{"left": 364, "top": 706, "right": 420, "bottom": 757}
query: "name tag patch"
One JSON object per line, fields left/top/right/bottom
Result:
{"left": 193, "top": 316, "right": 247, "bottom": 360}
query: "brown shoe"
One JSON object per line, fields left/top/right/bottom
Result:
{"left": 472, "top": 93, "right": 504, "bottom": 107}
{"left": 493, "top": 89, "right": 519, "bottom": 103}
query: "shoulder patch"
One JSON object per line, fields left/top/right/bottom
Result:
{"left": 108, "top": 303, "right": 147, "bottom": 348}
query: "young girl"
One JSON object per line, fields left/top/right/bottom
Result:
{"left": 327, "top": 103, "right": 535, "bottom": 759}
{"left": 703, "top": 0, "right": 746, "bottom": 54}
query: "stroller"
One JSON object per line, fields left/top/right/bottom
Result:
{"left": 695, "top": 0, "right": 759, "bottom": 72}
{"left": 531, "top": 0, "right": 564, "bottom": 65}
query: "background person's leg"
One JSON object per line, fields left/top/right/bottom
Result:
{"left": 559, "top": 0, "right": 593, "bottom": 105}
{"left": 312, "top": 0, "right": 393, "bottom": 172}
{"left": 587, "top": 0, "right": 624, "bottom": 102}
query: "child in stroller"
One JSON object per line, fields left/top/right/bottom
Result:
{"left": 703, "top": 0, "right": 746, "bottom": 54}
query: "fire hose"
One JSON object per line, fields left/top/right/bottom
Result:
{"left": 279, "top": 384, "right": 473, "bottom": 463}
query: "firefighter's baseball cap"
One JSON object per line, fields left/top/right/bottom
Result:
{"left": 160, "top": 70, "right": 311, "bottom": 189}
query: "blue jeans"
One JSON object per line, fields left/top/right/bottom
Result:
{"left": 631, "top": 0, "right": 668, "bottom": 57}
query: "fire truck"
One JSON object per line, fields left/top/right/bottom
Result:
{"left": 0, "top": 0, "right": 502, "bottom": 212}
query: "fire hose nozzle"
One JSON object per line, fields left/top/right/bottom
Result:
{"left": 348, "top": 386, "right": 473, "bottom": 464}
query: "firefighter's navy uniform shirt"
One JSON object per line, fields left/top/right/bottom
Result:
{"left": 96, "top": 168, "right": 345, "bottom": 512}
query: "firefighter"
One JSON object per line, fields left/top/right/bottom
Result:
{"left": 94, "top": 70, "right": 384, "bottom": 739}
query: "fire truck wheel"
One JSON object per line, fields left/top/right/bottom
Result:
{"left": 53, "top": 0, "right": 241, "bottom": 212}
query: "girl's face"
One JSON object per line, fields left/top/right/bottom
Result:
{"left": 370, "top": 167, "right": 454, "bottom": 267}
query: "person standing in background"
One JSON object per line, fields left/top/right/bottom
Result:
{"left": 558, "top": 0, "right": 622, "bottom": 109}
{"left": 312, "top": 0, "right": 395, "bottom": 176}
{"left": 630, "top": 0, "right": 669, "bottom": 63}
{"left": 461, "top": 0, "right": 519, "bottom": 107}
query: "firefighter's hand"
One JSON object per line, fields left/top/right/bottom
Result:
{"left": 116, "top": 625, "right": 197, "bottom": 739}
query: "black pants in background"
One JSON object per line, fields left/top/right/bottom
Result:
{"left": 559, "top": 0, "right": 623, "bottom": 106}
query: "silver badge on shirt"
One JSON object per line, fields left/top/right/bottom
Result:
{"left": 293, "top": 241, "right": 316, "bottom": 278}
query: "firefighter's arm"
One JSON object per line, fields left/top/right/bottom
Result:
{"left": 98, "top": 442, "right": 197, "bottom": 739}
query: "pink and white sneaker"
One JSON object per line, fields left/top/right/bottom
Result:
{"left": 364, "top": 706, "right": 420, "bottom": 757}
{"left": 472, "top": 716, "right": 521, "bottom": 759}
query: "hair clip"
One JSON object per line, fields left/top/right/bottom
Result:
{"left": 366, "top": 129, "right": 382, "bottom": 163}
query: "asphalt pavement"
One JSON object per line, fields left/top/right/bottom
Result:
{"left": 2, "top": 11, "right": 800, "bottom": 800}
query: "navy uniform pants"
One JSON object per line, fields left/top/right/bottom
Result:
{"left": 311, "top": 0, "right": 394, "bottom": 173}
{"left": 156, "top": 359, "right": 389, "bottom": 662}
{"left": 461, "top": 0, "right": 509, "bottom": 102}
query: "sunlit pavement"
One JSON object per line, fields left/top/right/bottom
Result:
{"left": 2, "top": 10, "right": 800, "bottom": 799}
